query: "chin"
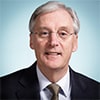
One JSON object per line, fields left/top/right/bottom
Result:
{"left": 45, "top": 62, "right": 62, "bottom": 69}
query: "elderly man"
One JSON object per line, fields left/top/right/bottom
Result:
{"left": 0, "top": 1, "right": 99, "bottom": 100}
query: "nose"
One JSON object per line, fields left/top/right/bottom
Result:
{"left": 48, "top": 33, "right": 59, "bottom": 47}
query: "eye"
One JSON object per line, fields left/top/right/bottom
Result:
{"left": 61, "top": 32, "right": 67, "bottom": 36}
{"left": 59, "top": 31, "right": 68, "bottom": 38}
{"left": 39, "top": 31, "right": 49, "bottom": 38}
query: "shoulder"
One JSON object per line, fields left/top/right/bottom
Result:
{"left": 69, "top": 66, "right": 99, "bottom": 81}
{"left": 1, "top": 68, "right": 27, "bottom": 82}
{"left": 0, "top": 62, "right": 37, "bottom": 87}
{"left": 70, "top": 67, "right": 99, "bottom": 88}
{"left": 0, "top": 62, "right": 40, "bottom": 99}
{"left": 70, "top": 67, "right": 100, "bottom": 99}
{"left": 71, "top": 68, "right": 99, "bottom": 85}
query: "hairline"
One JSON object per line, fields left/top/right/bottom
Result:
{"left": 29, "top": 1, "right": 80, "bottom": 34}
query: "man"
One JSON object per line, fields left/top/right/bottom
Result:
{"left": 0, "top": 1, "right": 99, "bottom": 100}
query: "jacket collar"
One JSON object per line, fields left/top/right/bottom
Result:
{"left": 16, "top": 62, "right": 40, "bottom": 100}
{"left": 16, "top": 63, "right": 88, "bottom": 99}
{"left": 69, "top": 67, "right": 87, "bottom": 99}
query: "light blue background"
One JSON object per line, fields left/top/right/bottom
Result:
{"left": 0, "top": 0, "right": 100, "bottom": 82}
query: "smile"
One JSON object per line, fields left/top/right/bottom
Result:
{"left": 45, "top": 52, "right": 62, "bottom": 56}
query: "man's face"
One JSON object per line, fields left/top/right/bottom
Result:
{"left": 30, "top": 9, "right": 78, "bottom": 71}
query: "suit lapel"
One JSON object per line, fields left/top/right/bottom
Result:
{"left": 16, "top": 63, "right": 88, "bottom": 99}
{"left": 16, "top": 62, "right": 40, "bottom": 100}
{"left": 69, "top": 67, "right": 87, "bottom": 99}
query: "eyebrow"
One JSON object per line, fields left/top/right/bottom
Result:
{"left": 58, "top": 26, "right": 71, "bottom": 32}
{"left": 38, "top": 27, "right": 50, "bottom": 31}
{"left": 37, "top": 26, "right": 71, "bottom": 32}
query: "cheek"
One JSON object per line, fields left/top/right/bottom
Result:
{"left": 64, "top": 43, "right": 73, "bottom": 60}
{"left": 34, "top": 40, "right": 48, "bottom": 61}
{"left": 34, "top": 39, "right": 47, "bottom": 53}
{"left": 63, "top": 39, "right": 73, "bottom": 52}
{"left": 33, "top": 42, "right": 43, "bottom": 59}
{"left": 64, "top": 45, "right": 73, "bottom": 56}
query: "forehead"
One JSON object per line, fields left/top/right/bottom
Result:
{"left": 34, "top": 9, "right": 74, "bottom": 31}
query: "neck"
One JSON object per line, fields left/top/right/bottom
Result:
{"left": 38, "top": 64, "right": 68, "bottom": 83}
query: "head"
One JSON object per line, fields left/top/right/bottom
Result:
{"left": 29, "top": 1, "right": 80, "bottom": 77}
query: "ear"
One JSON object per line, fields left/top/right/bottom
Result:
{"left": 30, "top": 33, "right": 35, "bottom": 49}
{"left": 72, "top": 34, "right": 78, "bottom": 52}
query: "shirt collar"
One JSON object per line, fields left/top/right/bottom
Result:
{"left": 36, "top": 65, "right": 51, "bottom": 91}
{"left": 56, "top": 67, "right": 70, "bottom": 97}
{"left": 36, "top": 65, "right": 70, "bottom": 97}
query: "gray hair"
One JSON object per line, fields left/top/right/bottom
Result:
{"left": 29, "top": 1, "right": 80, "bottom": 34}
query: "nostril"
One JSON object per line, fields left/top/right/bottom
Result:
{"left": 48, "top": 34, "right": 59, "bottom": 47}
{"left": 49, "top": 40, "right": 59, "bottom": 47}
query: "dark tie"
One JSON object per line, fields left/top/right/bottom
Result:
{"left": 47, "top": 84, "right": 60, "bottom": 100}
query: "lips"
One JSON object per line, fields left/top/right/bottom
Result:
{"left": 45, "top": 52, "right": 61, "bottom": 56}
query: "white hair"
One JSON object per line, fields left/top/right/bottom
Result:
{"left": 29, "top": 1, "right": 80, "bottom": 34}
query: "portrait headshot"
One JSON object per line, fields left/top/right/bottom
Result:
{"left": 0, "top": 0, "right": 100, "bottom": 100}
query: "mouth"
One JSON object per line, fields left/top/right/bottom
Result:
{"left": 45, "top": 52, "right": 62, "bottom": 56}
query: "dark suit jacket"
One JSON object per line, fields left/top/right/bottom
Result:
{"left": 0, "top": 61, "right": 100, "bottom": 100}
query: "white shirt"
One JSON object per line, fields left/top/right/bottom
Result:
{"left": 36, "top": 66, "right": 71, "bottom": 100}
